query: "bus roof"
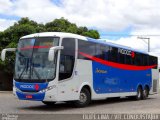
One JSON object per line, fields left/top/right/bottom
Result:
{"left": 21, "top": 32, "right": 87, "bottom": 40}
{"left": 21, "top": 32, "right": 149, "bottom": 55}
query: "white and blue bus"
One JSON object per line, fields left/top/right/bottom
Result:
{"left": 1, "top": 32, "right": 159, "bottom": 107}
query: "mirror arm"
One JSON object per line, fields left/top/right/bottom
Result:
{"left": 48, "top": 46, "right": 64, "bottom": 61}
{"left": 1, "top": 48, "right": 16, "bottom": 61}
{"left": 50, "top": 46, "right": 64, "bottom": 50}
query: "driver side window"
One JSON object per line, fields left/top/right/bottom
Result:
{"left": 59, "top": 38, "right": 75, "bottom": 81}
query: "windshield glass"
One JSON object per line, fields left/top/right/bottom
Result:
{"left": 14, "top": 37, "right": 59, "bottom": 81}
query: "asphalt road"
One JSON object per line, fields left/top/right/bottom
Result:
{"left": 0, "top": 92, "right": 160, "bottom": 120}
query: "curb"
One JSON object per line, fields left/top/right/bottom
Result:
{"left": 0, "top": 91, "right": 12, "bottom": 93}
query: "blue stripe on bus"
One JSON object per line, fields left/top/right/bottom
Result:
{"left": 92, "top": 61, "right": 152, "bottom": 94}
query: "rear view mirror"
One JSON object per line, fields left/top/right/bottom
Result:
{"left": 48, "top": 46, "right": 64, "bottom": 61}
{"left": 1, "top": 48, "right": 16, "bottom": 61}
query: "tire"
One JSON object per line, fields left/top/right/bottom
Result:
{"left": 74, "top": 88, "right": 91, "bottom": 107}
{"left": 143, "top": 86, "right": 149, "bottom": 100}
{"left": 134, "top": 86, "right": 143, "bottom": 100}
{"left": 129, "top": 87, "right": 143, "bottom": 100}
{"left": 42, "top": 101, "right": 56, "bottom": 106}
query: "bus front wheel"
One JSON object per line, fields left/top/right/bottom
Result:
{"left": 74, "top": 88, "right": 91, "bottom": 107}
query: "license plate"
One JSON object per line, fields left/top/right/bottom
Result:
{"left": 26, "top": 95, "right": 33, "bottom": 99}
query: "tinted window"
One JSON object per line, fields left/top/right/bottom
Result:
{"left": 108, "top": 47, "right": 118, "bottom": 62}
{"left": 96, "top": 44, "right": 109, "bottom": 60}
{"left": 125, "top": 54, "right": 132, "bottom": 65}
{"left": 59, "top": 38, "right": 75, "bottom": 80}
{"left": 118, "top": 49, "right": 125, "bottom": 64}
{"left": 78, "top": 40, "right": 96, "bottom": 60}
{"left": 78, "top": 40, "right": 158, "bottom": 69}
{"left": 142, "top": 54, "right": 149, "bottom": 66}
{"left": 134, "top": 53, "right": 142, "bottom": 66}
{"left": 149, "top": 56, "right": 158, "bottom": 69}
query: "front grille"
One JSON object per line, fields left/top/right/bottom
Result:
{"left": 20, "top": 89, "right": 39, "bottom": 93}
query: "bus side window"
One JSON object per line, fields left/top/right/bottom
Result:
{"left": 118, "top": 49, "right": 125, "bottom": 64}
{"left": 142, "top": 54, "right": 149, "bottom": 66}
{"left": 108, "top": 47, "right": 118, "bottom": 62}
{"left": 96, "top": 44, "right": 109, "bottom": 60}
{"left": 149, "top": 56, "right": 158, "bottom": 69}
{"left": 134, "top": 53, "right": 142, "bottom": 66}
{"left": 59, "top": 38, "right": 75, "bottom": 81}
{"left": 125, "top": 55, "right": 132, "bottom": 65}
{"left": 78, "top": 40, "right": 96, "bottom": 60}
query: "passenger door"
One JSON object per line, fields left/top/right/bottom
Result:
{"left": 57, "top": 38, "right": 78, "bottom": 101}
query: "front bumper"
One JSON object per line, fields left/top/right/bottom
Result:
{"left": 16, "top": 91, "right": 45, "bottom": 101}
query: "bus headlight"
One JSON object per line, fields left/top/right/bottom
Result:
{"left": 39, "top": 86, "right": 55, "bottom": 93}
{"left": 15, "top": 87, "right": 21, "bottom": 92}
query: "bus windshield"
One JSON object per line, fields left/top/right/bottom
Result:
{"left": 14, "top": 37, "right": 59, "bottom": 81}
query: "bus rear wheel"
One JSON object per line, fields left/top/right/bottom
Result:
{"left": 143, "top": 86, "right": 149, "bottom": 100}
{"left": 134, "top": 87, "right": 143, "bottom": 100}
{"left": 74, "top": 88, "right": 91, "bottom": 107}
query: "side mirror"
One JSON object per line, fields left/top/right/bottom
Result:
{"left": 1, "top": 48, "right": 16, "bottom": 61}
{"left": 48, "top": 46, "right": 64, "bottom": 61}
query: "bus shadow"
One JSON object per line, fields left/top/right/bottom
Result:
{"left": 18, "top": 97, "right": 155, "bottom": 112}
{"left": 91, "top": 97, "right": 155, "bottom": 106}
{"left": 18, "top": 102, "right": 76, "bottom": 112}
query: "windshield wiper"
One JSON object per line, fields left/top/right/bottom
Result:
{"left": 18, "top": 66, "right": 26, "bottom": 80}
{"left": 18, "top": 58, "right": 29, "bottom": 79}
{"left": 18, "top": 59, "right": 41, "bottom": 80}
{"left": 32, "top": 66, "right": 41, "bottom": 79}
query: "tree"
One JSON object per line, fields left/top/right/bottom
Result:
{"left": 82, "top": 30, "right": 100, "bottom": 39}
{"left": 45, "top": 17, "right": 100, "bottom": 38}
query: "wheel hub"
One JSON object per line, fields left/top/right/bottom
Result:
{"left": 80, "top": 93, "right": 87, "bottom": 103}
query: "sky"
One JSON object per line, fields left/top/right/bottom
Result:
{"left": 1, "top": 0, "right": 160, "bottom": 64}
